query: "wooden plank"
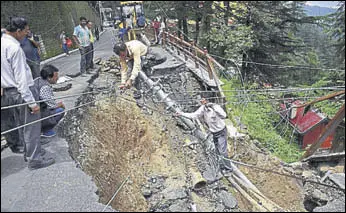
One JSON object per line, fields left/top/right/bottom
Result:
{"left": 300, "top": 104, "right": 345, "bottom": 160}
{"left": 302, "top": 151, "right": 345, "bottom": 163}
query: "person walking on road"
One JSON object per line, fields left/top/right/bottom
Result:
{"left": 1, "top": 17, "right": 55, "bottom": 170}
{"left": 73, "top": 17, "right": 91, "bottom": 77}
{"left": 59, "top": 30, "right": 70, "bottom": 56}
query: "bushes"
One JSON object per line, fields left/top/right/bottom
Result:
{"left": 222, "top": 78, "right": 303, "bottom": 163}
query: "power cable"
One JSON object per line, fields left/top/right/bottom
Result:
{"left": 220, "top": 156, "right": 345, "bottom": 192}
{"left": 1, "top": 98, "right": 103, "bottom": 136}
{"left": 1, "top": 88, "right": 111, "bottom": 111}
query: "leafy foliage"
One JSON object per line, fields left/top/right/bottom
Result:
{"left": 222, "top": 79, "right": 303, "bottom": 163}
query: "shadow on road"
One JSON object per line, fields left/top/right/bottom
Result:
{"left": 1, "top": 155, "right": 26, "bottom": 179}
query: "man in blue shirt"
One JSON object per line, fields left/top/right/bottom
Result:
{"left": 20, "top": 30, "right": 41, "bottom": 79}
{"left": 73, "top": 17, "right": 91, "bottom": 77}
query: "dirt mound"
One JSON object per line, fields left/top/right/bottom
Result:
{"left": 228, "top": 137, "right": 306, "bottom": 212}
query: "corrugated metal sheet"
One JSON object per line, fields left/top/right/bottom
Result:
{"left": 280, "top": 100, "right": 327, "bottom": 134}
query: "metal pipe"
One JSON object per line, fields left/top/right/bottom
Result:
{"left": 138, "top": 70, "right": 215, "bottom": 157}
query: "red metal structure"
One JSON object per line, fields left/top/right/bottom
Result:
{"left": 280, "top": 100, "right": 334, "bottom": 149}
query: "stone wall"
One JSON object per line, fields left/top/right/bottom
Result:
{"left": 1, "top": 1, "right": 100, "bottom": 59}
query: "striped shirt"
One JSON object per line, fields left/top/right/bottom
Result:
{"left": 34, "top": 77, "right": 56, "bottom": 109}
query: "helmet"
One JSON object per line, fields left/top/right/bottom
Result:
{"left": 113, "top": 42, "right": 127, "bottom": 55}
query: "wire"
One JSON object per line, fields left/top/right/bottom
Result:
{"left": 209, "top": 53, "right": 346, "bottom": 72}
{"left": 1, "top": 88, "right": 111, "bottom": 111}
{"left": 171, "top": 87, "right": 345, "bottom": 94}
{"left": 102, "top": 175, "right": 130, "bottom": 212}
{"left": 220, "top": 156, "right": 345, "bottom": 192}
{"left": 1, "top": 99, "right": 100, "bottom": 136}
{"left": 153, "top": 1, "right": 345, "bottom": 73}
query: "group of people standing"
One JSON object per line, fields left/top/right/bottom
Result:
{"left": 60, "top": 16, "right": 100, "bottom": 76}
{"left": 1, "top": 17, "right": 65, "bottom": 170}
{"left": 1, "top": 16, "right": 102, "bottom": 170}
{"left": 152, "top": 17, "right": 166, "bottom": 45}
{"left": 72, "top": 16, "right": 99, "bottom": 76}
{"left": 2, "top": 15, "right": 232, "bottom": 174}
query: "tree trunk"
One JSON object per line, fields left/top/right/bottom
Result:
{"left": 241, "top": 4, "right": 252, "bottom": 82}
{"left": 182, "top": 16, "right": 188, "bottom": 41}
{"left": 178, "top": 19, "right": 182, "bottom": 38}
{"left": 224, "top": 1, "right": 229, "bottom": 26}
{"left": 195, "top": 17, "right": 200, "bottom": 44}
{"left": 202, "top": 1, "right": 213, "bottom": 52}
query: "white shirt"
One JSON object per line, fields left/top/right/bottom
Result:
{"left": 159, "top": 21, "right": 166, "bottom": 33}
{"left": 181, "top": 103, "right": 227, "bottom": 133}
{"left": 1, "top": 34, "right": 37, "bottom": 107}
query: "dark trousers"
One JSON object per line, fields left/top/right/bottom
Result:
{"left": 213, "top": 127, "right": 231, "bottom": 169}
{"left": 1, "top": 87, "right": 42, "bottom": 161}
{"left": 87, "top": 42, "right": 94, "bottom": 69}
{"left": 127, "top": 57, "right": 145, "bottom": 99}
{"left": 79, "top": 45, "right": 92, "bottom": 74}
{"left": 27, "top": 59, "right": 41, "bottom": 80}
{"left": 41, "top": 107, "right": 65, "bottom": 133}
{"left": 62, "top": 43, "right": 69, "bottom": 54}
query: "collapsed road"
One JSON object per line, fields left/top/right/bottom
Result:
{"left": 2, "top": 28, "right": 344, "bottom": 212}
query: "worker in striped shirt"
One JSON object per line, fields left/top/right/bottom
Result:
{"left": 34, "top": 65, "right": 65, "bottom": 138}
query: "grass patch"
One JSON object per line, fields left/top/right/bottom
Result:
{"left": 222, "top": 78, "right": 303, "bottom": 163}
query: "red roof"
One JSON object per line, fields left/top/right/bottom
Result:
{"left": 280, "top": 100, "right": 327, "bottom": 134}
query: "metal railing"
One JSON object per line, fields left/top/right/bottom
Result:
{"left": 159, "top": 30, "right": 229, "bottom": 105}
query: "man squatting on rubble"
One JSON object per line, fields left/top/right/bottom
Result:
{"left": 113, "top": 40, "right": 148, "bottom": 106}
{"left": 1, "top": 17, "right": 55, "bottom": 170}
{"left": 34, "top": 64, "right": 65, "bottom": 138}
{"left": 176, "top": 98, "right": 232, "bottom": 172}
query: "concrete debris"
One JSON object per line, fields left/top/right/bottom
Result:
{"left": 53, "top": 82, "right": 72, "bottom": 92}
{"left": 313, "top": 199, "right": 345, "bottom": 212}
{"left": 101, "top": 67, "right": 110, "bottom": 72}
{"left": 163, "top": 189, "right": 187, "bottom": 200}
{"left": 217, "top": 190, "right": 238, "bottom": 209}
{"left": 168, "top": 200, "right": 190, "bottom": 212}
{"left": 62, "top": 46, "right": 242, "bottom": 212}
{"left": 94, "top": 58, "right": 102, "bottom": 65}
{"left": 311, "top": 189, "right": 329, "bottom": 205}
{"left": 142, "top": 188, "right": 152, "bottom": 198}
{"left": 328, "top": 173, "right": 345, "bottom": 190}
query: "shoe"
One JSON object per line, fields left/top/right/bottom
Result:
{"left": 41, "top": 130, "right": 56, "bottom": 138}
{"left": 28, "top": 157, "right": 55, "bottom": 170}
{"left": 10, "top": 146, "right": 25, "bottom": 154}
{"left": 41, "top": 148, "right": 46, "bottom": 156}
{"left": 41, "top": 138, "right": 51, "bottom": 145}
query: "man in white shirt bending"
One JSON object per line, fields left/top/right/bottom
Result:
{"left": 176, "top": 98, "right": 232, "bottom": 171}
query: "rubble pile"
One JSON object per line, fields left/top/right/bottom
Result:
{"left": 60, "top": 51, "right": 237, "bottom": 211}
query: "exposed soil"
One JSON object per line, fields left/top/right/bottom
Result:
{"left": 228, "top": 137, "right": 306, "bottom": 212}
{"left": 62, "top": 54, "right": 309, "bottom": 212}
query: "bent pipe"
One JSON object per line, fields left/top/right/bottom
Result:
{"left": 138, "top": 70, "right": 212, "bottom": 181}
{"left": 139, "top": 71, "right": 261, "bottom": 188}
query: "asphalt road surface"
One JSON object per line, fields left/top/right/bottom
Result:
{"left": 1, "top": 28, "right": 117, "bottom": 212}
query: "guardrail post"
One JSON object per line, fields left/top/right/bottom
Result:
{"left": 175, "top": 32, "right": 180, "bottom": 55}
{"left": 181, "top": 34, "right": 188, "bottom": 61}
{"left": 204, "top": 47, "right": 213, "bottom": 80}
{"left": 192, "top": 41, "right": 199, "bottom": 68}
{"left": 163, "top": 30, "right": 166, "bottom": 49}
